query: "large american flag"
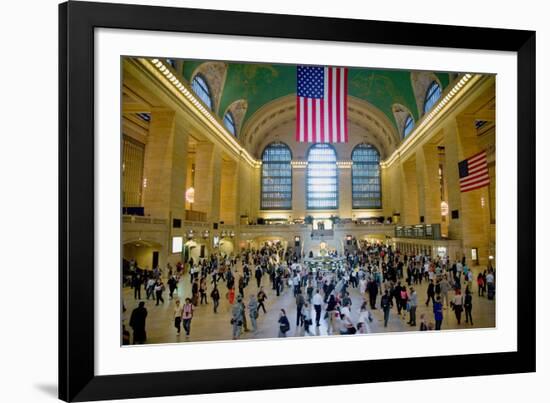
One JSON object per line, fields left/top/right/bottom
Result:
{"left": 296, "top": 66, "right": 348, "bottom": 143}
{"left": 458, "top": 151, "right": 490, "bottom": 192}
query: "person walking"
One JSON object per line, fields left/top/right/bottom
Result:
{"left": 312, "top": 289, "right": 323, "bottom": 327}
{"left": 154, "top": 280, "right": 165, "bottom": 306}
{"left": 426, "top": 280, "right": 436, "bottom": 306}
{"left": 181, "top": 298, "right": 194, "bottom": 338}
{"left": 464, "top": 288, "right": 474, "bottom": 325}
{"left": 433, "top": 296, "right": 443, "bottom": 330}
{"left": 167, "top": 275, "right": 177, "bottom": 300}
{"left": 231, "top": 296, "right": 244, "bottom": 340}
{"left": 210, "top": 285, "right": 220, "bottom": 313}
{"left": 325, "top": 294, "right": 339, "bottom": 335}
{"left": 248, "top": 294, "right": 259, "bottom": 333}
{"left": 302, "top": 302, "right": 313, "bottom": 335}
{"left": 278, "top": 309, "right": 290, "bottom": 337}
{"left": 257, "top": 287, "right": 267, "bottom": 314}
{"left": 477, "top": 272, "right": 485, "bottom": 297}
{"left": 400, "top": 287, "right": 409, "bottom": 320}
{"left": 451, "top": 288, "right": 464, "bottom": 325}
{"left": 132, "top": 274, "right": 142, "bottom": 300}
{"left": 255, "top": 265, "right": 263, "bottom": 288}
{"left": 295, "top": 289, "right": 305, "bottom": 327}
{"left": 199, "top": 277, "right": 208, "bottom": 304}
{"left": 173, "top": 299, "right": 183, "bottom": 334}
{"left": 380, "top": 290, "right": 392, "bottom": 327}
{"left": 408, "top": 287, "right": 417, "bottom": 326}
{"left": 191, "top": 278, "right": 199, "bottom": 306}
{"left": 129, "top": 301, "right": 147, "bottom": 344}
{"left": 439, "top": 276, "right": 451, "bottom": 308}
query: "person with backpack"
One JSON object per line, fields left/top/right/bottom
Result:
{"left": 248, "top": 294, "right": 259, "bottom": 333}
{"left": 464, "top": 288, "right": 474, "bottom": 325}
{"left": 278, "top": 309, "right": 290, "bottom": 337}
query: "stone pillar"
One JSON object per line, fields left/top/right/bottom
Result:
{"left": 416, "top": 143, "right": 441, "bottom": 225}
{"left": 444, "top": 116, "right": 490, "bottom": 267}
{"left": 194, "top": 142, "right": 221, "bottom": 223}
{"left": 142, "top": 108, "right": 188, "bottom": 220}
{"left": 220, "top": 159, "right": 238, "bottom": 225}
{"left": 292, "top": 166, "right": 306, "bottom": 217}
{"left": 400, "top": 158, "right": 419, "bottom": 225}
{"left": 338, "top": 166, "right": 352, "bottom": 218}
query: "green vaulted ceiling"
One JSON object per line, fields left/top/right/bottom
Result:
{"left": 182, "top": 60, "right": 451, "bottom": 132}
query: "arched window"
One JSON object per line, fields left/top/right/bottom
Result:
{"left": 261, "top": 143, "right": 292, "bottom": 210}
{"left": 423, "top": 81, "right": 442, "bottom": 114}
{"left": 307, "top": 144, "right": 338, "bottom": 210}
{"left": 351, "top": 144, "right": 381, "bottom": 209}
{"left": 403, "top": 114, "right": 414, "bottom": 137}
{"left": 191, "top": 74, "right": 213, "bottom": 109}
{"left": 223, "top": 111, "right": 237, "bottom": 136}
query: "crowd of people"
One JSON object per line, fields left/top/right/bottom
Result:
{"left": 123, "top": 241, "right": 496, "bottom": 345}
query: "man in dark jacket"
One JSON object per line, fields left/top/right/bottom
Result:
{"left": 129, "top": 301, "right": 147, "bottom": 344}
{"left": 255, "top": 265, "right": 263, "bottom": 288}
{"left": 426, "top": 279, "right": 436, "bottom": 306}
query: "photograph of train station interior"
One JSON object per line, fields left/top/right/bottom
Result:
{"left": 121, "top": 57, "right": 496, "bottom": 345}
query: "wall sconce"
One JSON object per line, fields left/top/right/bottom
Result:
{"left": 221, "top": 230, "right": 227, "bottom": 238}
{"left": 186, "top": 229, "right": 194, "bottom": 240}
{"left": 229, "top": 230, "right": 235, "bottom": 238}
{"left": 202, "top": 230, "right": 209, "bottom": 239}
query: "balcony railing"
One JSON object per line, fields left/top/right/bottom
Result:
{"left": 122, "top": 215, "right": 167, "bottom": 225}
{"left": 185, "top": 210, "right": 207, "bottom": 222}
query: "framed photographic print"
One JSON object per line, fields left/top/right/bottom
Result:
{"left": 59, "top": 1, "right": 536, "bottom": 401}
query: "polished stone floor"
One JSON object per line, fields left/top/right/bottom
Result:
{"left": 122, "top": 263, "right": 495, "bottom": 345}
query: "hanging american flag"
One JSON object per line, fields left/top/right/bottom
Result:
{"left": 296, "top": 65, "right": 348, "bottom": 143}
{"left": 458, "top": 151, "right": 490, "bottom": 192}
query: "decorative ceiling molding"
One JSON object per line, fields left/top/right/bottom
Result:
{"left": 392, "top": 103, "right": 415, "bottom": 138}
{"left": 191, "top": 61, "right": 228, "bottom": 114}
{"left": 411, "top": 71, "right": 442, "bottom": 117}
{"left": 223, "top": 99, "right": 248, "bottom": 138}
{"left": 241, "top": 95, "right": 399, "bottom": 159}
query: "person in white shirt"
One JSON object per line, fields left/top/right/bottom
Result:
{"left": 312, "top": 290, "right": 323, "bottom": 326}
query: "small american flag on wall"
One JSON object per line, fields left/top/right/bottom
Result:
{"left": 296, "top": 65, "right": 348, "bottom": 143}
{"left": 458, "top": 151, "right": 490, "bottom": 192}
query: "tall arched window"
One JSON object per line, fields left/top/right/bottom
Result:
{"left": 223, "top": 111, "right": 236, "bottom": 136}
{"left": 307, "top": 144, "right": 338, "bottom": 210}
{"left": 351, "top": 144, "right": 381, "bottom": 209}
{"left": 403, "top": 114, "right": 414, "bottom": 137}
{"left": 423, "top": 81, "right": 442, "bottom": 114}
{"left": 261, "top": 143, "right": 292, "bottom": 210}
{"left": 191, "top": 74, "right": 213, "bottom": 109}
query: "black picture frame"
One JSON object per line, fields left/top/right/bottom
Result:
{"left": 59, "top": 1, "right": 536, "bottom": 401}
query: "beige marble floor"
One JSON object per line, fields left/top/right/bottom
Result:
{"left": 122, "top": 264, "right": 495, "bottom": 345}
